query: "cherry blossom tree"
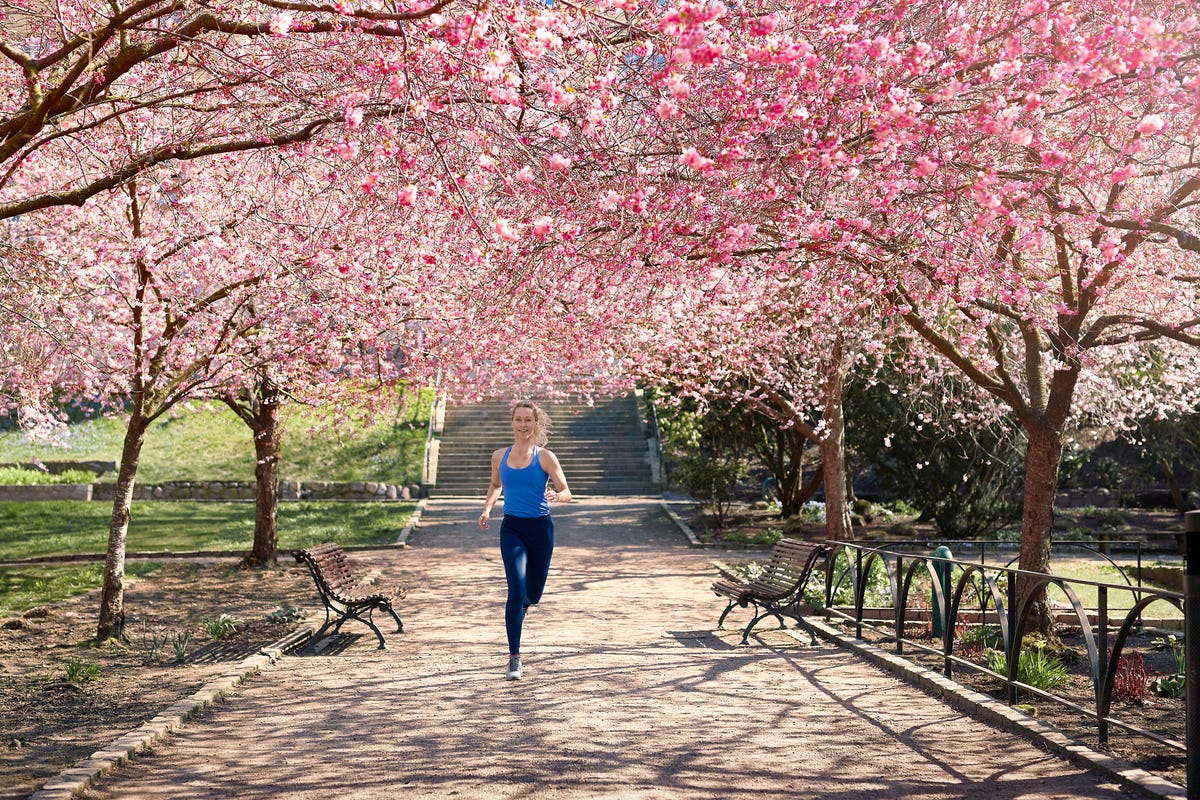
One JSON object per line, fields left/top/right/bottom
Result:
{"left": 633, "top": 0, "right": 1200, "bottom": 587}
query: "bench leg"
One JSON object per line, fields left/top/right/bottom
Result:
{"left": 338, "top": 610, "right": 388, "bottom": 650}
{"left": 740, "top": 606, "right": 788, "bottom": 645}
{"left": 307, "top": 619, "right": 337, "bottom": 653}
{"left": 715, "top": 599, "right": 740, "bottom": 631}
{"left": 382, "top": 601, "right": 404, "bottom": 634}
{"left": 793, "top": 614, "right": 820, "bottom": 646}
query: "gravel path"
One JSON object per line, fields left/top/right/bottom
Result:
{"left": 80, "top": 498, "right": 1133, "bottom": 799}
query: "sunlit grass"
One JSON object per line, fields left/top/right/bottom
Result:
{"left": 0, "top": 562, "right": 161, "bottom": 618}
{"left": 0, "top": 501, "right": 415, "bottom": 561}
{"left": 1048, "top": 560, "right": 1183, "bottom": 619}
{"left": 0, "top": 388, "right": 433, "bottom": 485}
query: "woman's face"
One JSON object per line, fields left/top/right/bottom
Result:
{"left": 512, "top": 408, "right": 537, "bottom": 439}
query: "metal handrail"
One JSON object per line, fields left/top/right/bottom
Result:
{"left": 421, "top": 370, "right": 442, "bottom": 497}
{"left": 645, "top": 390, "right": 666, "bottom": 489}
{"left": 819, "top": 540, "right": 1186, "bottom": 761}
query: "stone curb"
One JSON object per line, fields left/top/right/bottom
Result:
{"left": 393, "top": 497, "right": 427, "bottom": 546}
{"left": 29, "top": 623, "right": 316, "bottom": 800}
{"left": 659, "top": 501, "right": 705, "bottom": 547}
{"left": 800, "top": 618, "right": 1186, "bottom": 800}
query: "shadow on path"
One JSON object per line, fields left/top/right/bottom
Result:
{"left": 79, "top": 498, "right": 1132, "bottom": 800}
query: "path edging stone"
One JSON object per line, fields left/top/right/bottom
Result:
{"left": 393, "top": 497, "right": 427, "bottom": 546}
{"left": 659, "top": 501, "right": 704, "bottom": 546}
{"left": 802, "top": 618, "right": 1186, "bottom": 800}
{"left": 29, "top": 623, "right": 316, "bottom": 800}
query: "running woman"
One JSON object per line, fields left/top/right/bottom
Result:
{"left": 478, "top": 399, "right": 572, "bottom": 680}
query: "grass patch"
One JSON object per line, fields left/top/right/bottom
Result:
{"left": 0, "top": 388, "right": 433, "bottom": 485}
{"left": 0, "top": 467, "right": 98, "bottom": 485}
{"left": 0, "top": 562, "right": 161, "bottom": 618}
{"left": 0, "top": 500, "right": 415, "bottom": 561}
{"left": 1048, "top": 559, "right": 1183, "bottom": 619}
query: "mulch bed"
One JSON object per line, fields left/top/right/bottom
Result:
{"left": 0, "top": 561, "right": 314, "bottom": 800}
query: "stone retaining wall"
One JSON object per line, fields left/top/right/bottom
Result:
{"left": 88, "top": 480, "right": 420, "bottom": 502}
{"left": 0, "top": 484, "right": 93, "bottom": 501}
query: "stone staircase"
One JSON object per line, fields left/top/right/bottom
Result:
{"left": 430, "top": 395, "right": 660, "bottom": 496}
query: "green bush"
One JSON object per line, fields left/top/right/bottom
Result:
{"left": 846, "top": 377, "right": 1025, "bottom": 537}
{"left": 722, "top": 527, "right": 783, "bottom": 546}
{"left": 958, "top": 624, "right": 1002, "bottom": 651}
{"left": 1149, "top": 635, "right": 1186, "bottom": 698}
{"left": 202, "top": 613, "right": 242, "bottom": 641}
{"left": 671, "top": 454, "right": 748, "bottom": 529}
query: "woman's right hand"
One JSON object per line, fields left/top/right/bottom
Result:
{"left": 478, "top": 510, "right": 490, "bottom": 529}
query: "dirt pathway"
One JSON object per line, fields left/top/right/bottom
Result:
{"left": 79, "top": 498, "right": 1132, "bottom": 799}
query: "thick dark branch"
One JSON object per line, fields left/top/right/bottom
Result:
{"left": 1082, "top": 315, "right": 1200, "bottom": 348}
{"left": 0, "top": 41, "right": 33, "bottom": 70}
{"left": 30, "top": 0, "right": 176, "bottom": 72}
{"left": 1100, "top": 218, "right": 1200, "bottom": 253}
{"left": 254, "top": 0, "right": 456, "bottom": 24}
{"left": 0, "top": 116, "right": 334, "bottom": 220}
{"left": 890, "top": 285, "right": 1020, "bottom": 414}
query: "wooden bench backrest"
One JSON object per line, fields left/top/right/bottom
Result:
{"left": 749, "top": 539, "right": 830, "bottom": 595}
{"left": 295, "top": 543, "right": 361, "bottom": 601}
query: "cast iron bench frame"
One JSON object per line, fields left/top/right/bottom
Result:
{"left": 294, "top": 542, "right": 406, "bottom": 650}
{"left": 712, "top": 539, "right": 831, "bottom": 645}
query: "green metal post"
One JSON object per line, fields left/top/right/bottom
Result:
{"left": 931, "top": 546, "right": 953, "bottom": 639}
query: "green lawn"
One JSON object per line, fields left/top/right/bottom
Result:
{"left": 0, "top": 500, "right": 415, "bottom": 561}
{"left": 0, "top": 562, "right": 161, "bottom": 618}
{"left": 0, "top": 388, "right": 433, "bottom": 485}
{"left": 1047, "top": 559, "right": 1183, "bottom": 619}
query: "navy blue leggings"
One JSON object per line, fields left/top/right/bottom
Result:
{"left": 499, "top": 514, "right": 554, "bottom": 655}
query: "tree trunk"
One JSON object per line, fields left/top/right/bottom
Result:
{"left": 221, "top": 372, "right": 285, "bottom": 568}
{"left": 95, "top": 410, "right": 148, "bottom": 642}
{"left": 1157, "top": 456, "right": 1187, "bottom": 513}
{"left": 245, "top": 384, "right": 282, "bottom": 567}
{"left": 820, "top": 352, "right": 854, "bottom": 541}
{"left": 1017, "top": 421, "right": 1064, "bottom": 635}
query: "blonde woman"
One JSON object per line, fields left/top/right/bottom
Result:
{"left": 478, "top": 399, "right": 572, "bottom": 679}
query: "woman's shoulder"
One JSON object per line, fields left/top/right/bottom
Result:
{"left": 491, "top": 447, "right": 508, "bottom": 461}
{"left": 537, "top": 447, "right": 560, "bottom": 464}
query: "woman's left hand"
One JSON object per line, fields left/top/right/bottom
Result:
{"left": 545, "top": 489, "right": 563, "bottom": 504}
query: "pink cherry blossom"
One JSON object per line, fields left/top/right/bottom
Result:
{"left": 1136, "top": 114, "right": 1166, "bottom": 134}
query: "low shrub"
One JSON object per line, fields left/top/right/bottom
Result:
{"left": 202, "top": 613, "right": 242, "bottom": 641}
{"left": 986, "top": 644, "right": 1070, "bottom": 692}
{"left": 1111, "top": 651, "right": 1150, "bottom": 703}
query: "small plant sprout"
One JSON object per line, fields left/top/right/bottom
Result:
{"left": 65, "top": 661, "right": 101, "bottom": 684}
{"left": 203, "top": 613, "right": 243, "bottom": 641}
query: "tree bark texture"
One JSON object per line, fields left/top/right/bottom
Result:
{"left": 95, "top": 412, "right": 147, "bottom": 642}
{"left": 820, "top": 346, "right": 854, "bottom": 541}
{"left": 224, "top": 371, "right": 284, "bottom": 567}
{"left": 247, "top": 386, "right": 282, "bottom": 567}
{"left": 1016, "top": 420, "right": 1066, "bottom": 635}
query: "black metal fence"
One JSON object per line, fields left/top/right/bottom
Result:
{"left": 821, "top": 521, "right": 1198, "bottom": 797}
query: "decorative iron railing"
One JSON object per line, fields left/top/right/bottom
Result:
{"left": 820, "top": 537, "right": 1186, "bottom": 761}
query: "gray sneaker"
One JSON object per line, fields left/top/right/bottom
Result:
{"left": 506, "top": 655, "right": 523, "bottom": 680}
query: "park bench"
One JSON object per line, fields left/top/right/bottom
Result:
{"left": 712, "top": 539, "right": 832, "bottom": 645}
{"left": 294, "top": 542, "right": 406, "bottom": 650}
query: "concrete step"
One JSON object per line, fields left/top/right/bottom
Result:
{"left": 433, "top": 394, "right": 657, "bottom": 497}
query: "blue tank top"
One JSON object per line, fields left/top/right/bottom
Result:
{"left": 499, "top": 445, "right": 550, "bottom": 518}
